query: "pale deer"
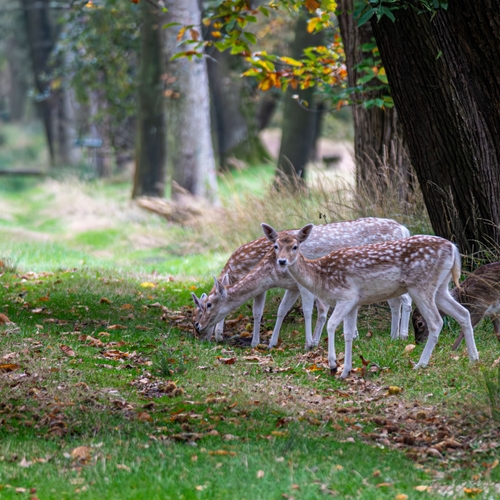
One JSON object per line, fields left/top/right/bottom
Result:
{"left": 413, "top": 261, "right": 500, "bottom": 349}
{"left": 262, "top": 223, "right": 479, "bottom": 378}
{"left": 192, "top": 218, "right": 412, "bottom": 349}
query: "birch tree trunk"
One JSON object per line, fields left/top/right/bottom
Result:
{"left": 164, "top": 0, "right": 219, "bottom": 205}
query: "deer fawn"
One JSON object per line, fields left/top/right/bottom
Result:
{"left": 262, "top": 223, "right": 479, "bottom": 378}
{"left": 413, "top": 261, "right": 500, "bottom": 349}
{"left": 192, "top": 218, "right": 412, "bottom": 349}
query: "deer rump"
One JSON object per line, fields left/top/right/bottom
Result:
{"left": 412, "top": 261, "right": 500, "bottom": 348}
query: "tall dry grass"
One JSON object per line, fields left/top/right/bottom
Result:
{"left": 189, "top": 164, "right": 433, "bottom": 254}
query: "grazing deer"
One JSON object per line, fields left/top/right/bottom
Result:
{"left": 262, "top": 223, "right": 479, "bottom": 378}
{"left": 192, "top": 218, "right": 413, "bottom": 349}
{"left": 413, "top": 261, "right": 500, "bottom": 349}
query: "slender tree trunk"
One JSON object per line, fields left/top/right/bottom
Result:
{"left": 132, "top": 0, "right": 166, "bottom": 198}
{"left": 276, "top": 12, "right": 323, "bottom": 184}
{"left": 20, "top": 0, "right": 56, "bottom": 164}
{"left": 164, "top": 0, "right": 219, "bottom": 204}
{"left": 337, "top": 0, "right": 411, "bottom": 199}
{"left": 6, "top": 36, "right": 29, "bottom": 122}
{"left": 371, "top": 0, "right": 500, "bottom": 254}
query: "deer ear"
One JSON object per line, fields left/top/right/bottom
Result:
{"left": 213, "top": 276, "right": 227, "bottom": 299}
{"left": 221, "top": 273, "right": 230, "bottom": 286}
{"left": 261, "top": 223, "right": 279, "bottom": 242}
{"left": 192, "top": 292, "right": 202, "bottom": 309}
{"left": 297, "top": 224, "right": 314, "bottom": 243}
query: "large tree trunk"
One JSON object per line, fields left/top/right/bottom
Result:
{"left": 164, "top": 0, "right": 219, "bottom": 205}
{"left": 276, "top": 12, "right": 323, "bottom": 184}
{"left": 371, "top": 0, "right": 500, "bottom": 255}
{"left": 132, "top": 0, "right": 166, "bottom": 198}
{"left": 337, "top": 0, "right": 411, "bottom": 199}
{"left": 6, "top": 35, "right": 30, "bottom": 122}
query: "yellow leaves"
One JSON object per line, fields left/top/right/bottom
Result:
{"left": 307, "top": 17, "right": 321, "bottom": 33}
{"left": 140, "top": 282, "right": 156, "bottom": 288}
{"left": 394, "top": 495, "right": 408, "bottom": 500}
{"left": 280, "top": 56, "right": 303, "bottom": 67}
{"left": 387, "top": 386, "right": 403, "bottom": 395}
{"left": 258, "top": 73, "right": 281, "bottom": 91}
{"left": 208, "top": 450, "right": 236, "bottom": 456}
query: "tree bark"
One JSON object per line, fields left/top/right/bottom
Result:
{"left": 276, "top": 12, "right": 323, "bottom": 184}
{"left": 337, "top": 0, "right": 411, "bottom": 199}
{"left": 132, "top": 0, "right": 166, "bottom": 198}
{"left": 164, "top": 0, "right": 219, "bottom": 204}
{"left": 20, "top": 0, "right": 56, "bottom": 164}
{"left": 371, "top": 0, "right": 500, "bottom": 255}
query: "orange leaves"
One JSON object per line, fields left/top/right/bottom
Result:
{"left": 59, "top": 345, "right": 76, "bottom": 357}
{"left": 0, "top": 363, "right": 20, "bottom": 372}
{"left": 305, "top": 0, "right": 320, "bottom": 11}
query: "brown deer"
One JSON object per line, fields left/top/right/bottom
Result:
{"left": 192, "top": 218, "right": 412, "bottom": 349}
{"left": 262, "top": 223, "right": 479, "bottom": 378}
{"left": 413, "top": 261, "right": 500, "bottom": 349}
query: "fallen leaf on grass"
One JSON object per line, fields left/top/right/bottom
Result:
{"left": 464, "top": 487, "right": 483, "bottom": 496}
{"left": 108, "top": 324, "right": 126, "bottom": 330}
{"left": 102, "top": 350, "right": 131, "bottom": 359}
{"left": 387, "top": 386, "right": 403, "bottom": 395}
{"left": 99, "top": 297, "right": 112, "bottom": 304}
{"left": 0, "top": 363, "right": 20, "bottom": 373}
{"left": 60, "top": 345, "right": 76, "bottom": 357}
{"left": 257, "top": 470, "right": 265, "bottom": 479}
{"left": 208, "top": 450, "right": 236, "bottom": 456}
{"left": 217, "top": 357, "right": 236, "bottom": 365}
{"left": 137, "top": 412, "right": 153, "bottom": 422}
{"left": 0, "top": 313, "right": 11, "bottom": 324}
{"left": 116, "top": 464, "right": 131, "bottom": 472}
{"left": 395, "top": 495, "right": 408, "bottom": 500}
{"left": 375, "top": 482, "right": 393, "bottom": 488}
{"left": 70, "top": 446, "right": 92, "bottom": 463}
{"left": 414, "top": 485, "right": 432, "bottom": 492}
{"left": 140, "top": 282, "right": 156, "bottom": 288}
{"left": 404, "top": 344, "right": 416, "bottom": 353}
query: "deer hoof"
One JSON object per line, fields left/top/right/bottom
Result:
{"left": 329, "top": 367, "right": 337, "bottom": 376}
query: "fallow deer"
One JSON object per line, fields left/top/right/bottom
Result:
{"left": 262, "top": 223, "right": 479, "bottom": 378}
{"left": 192, "top": 218, "right": 413, "bottom": 349}
{"left": 413, "top": 261, "right": 500, "bottom": 349}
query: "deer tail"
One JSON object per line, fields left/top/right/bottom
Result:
{"left": 452, "top": 244, "right": 462, "bottom": 289}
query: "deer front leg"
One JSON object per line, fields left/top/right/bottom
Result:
{"left": 214, "top": 320, "right": 225, "bottom": 342}
{"left": 311, "top": 299, "right": 329, "bottom": 347}
{"left": 251, "top": 292, "right": 267, "bottom": 348}
{"left": 298, "top": 286, "right": 316, "bottom": 350}
{"left": 340, "top": 308, "right": 359, "bottom": 379}
{"left": 268, "top": 289, "right": 300, "bottom": 349}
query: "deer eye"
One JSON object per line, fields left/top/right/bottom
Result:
{"left": 274, "top": 244, "right": 278, "bottom": 250}
{"left": 207, "top": 302, "right": 212, "bottom": 309}
{"left": 292, "top": 245, "right": 298, "bottom": 251}
{"left": 417, "top": 321, "right": 424, "bottom": 328}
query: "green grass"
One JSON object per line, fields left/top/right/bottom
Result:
{"left": 0, "top": 147, "right": 498, "bottom": 498}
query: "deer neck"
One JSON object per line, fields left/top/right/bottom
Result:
{"left": 285, "top": 253, "right": 319, "bottom": 294}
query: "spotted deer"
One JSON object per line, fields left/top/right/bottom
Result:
{"left": 192, "top": 218, "right": 413, "bottom": 349}
{"left": 413, "top": 261, "right": 500, "bottom": 349}
{"left": 262, "top": 223, "right": 479, "bottom": 378}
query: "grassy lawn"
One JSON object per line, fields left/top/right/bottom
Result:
{"left": 0, "top": 169, "right": 499, "bottom": 499}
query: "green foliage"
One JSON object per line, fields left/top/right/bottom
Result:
{"left": 54, "top": 0, "right": 140, "bottom": 134}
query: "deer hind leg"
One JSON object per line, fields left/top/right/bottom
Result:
{"left": 268, "top": 288, "right": 300, "bottom": 349}
{"left": 399, "top": 293, "right": 412, "bottom": 340}
{"left": 436, "top": 289, "right": 478, "bottom": 362}
{"left": 410, "top": 290, "right": 444, "bottom": 369}
{"left": 387, "top": 297, "right": 402, "bottom": 340}
{"left": 493, "top": 316, "right": 500, "bottom": 342}
{"left": 326, "top": 299, "right": 358, "bottom": 377}
{"left": 250, "top": 291, "right": 267, "bottom": 348}
{"left": 311, "top": 299, "right": 330, "bottom": 347}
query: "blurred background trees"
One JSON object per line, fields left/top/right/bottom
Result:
{"left": 0, "top": 0, "right": 499, "bottom": 256}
